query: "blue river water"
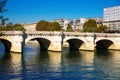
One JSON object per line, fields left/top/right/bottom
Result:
{"left": 0, "top": 42, "right": 120, "bottom": 80}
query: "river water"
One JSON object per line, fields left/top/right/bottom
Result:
{"left": 0, "top": 42, "right": 120, "bottom": 80}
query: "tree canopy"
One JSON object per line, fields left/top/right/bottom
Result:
{"left": 83, "top": 19, "right": 108, "bottom": 32}
{"left": 50, "top": 22, "right": 62, "bottom": 31}
{"left": 66, "top": 24, "right": 73, "bottom": 32}
{"left": 97, "top": 24, "right": 108, "bottom": 32}
{"left": 83, "top": 19, "right": 98, "bottom": 32}
{"left": 0, "top": 24, "right": 24, "bottom": 31}
{"left": 0, "top": 0, "right": 7, "bottom": 13}
{"left": 0, "top": 0, "right": 8, "bottom": 26}
{"left": 36, "top": 20, "right": 62, "bottom": 31}
{"left": 36, "top": 20, "right": 50, "bottom": 31}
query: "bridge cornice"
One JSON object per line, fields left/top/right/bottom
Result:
{"left": 0, "top": 31, "right": 24, "bottom": 36}
{"left": 0, "top": 31, "right": 120, "bottom": 52}
{"left": 26, "top": 31, "right": 62, "bottom": 36}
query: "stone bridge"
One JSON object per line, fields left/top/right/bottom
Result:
{"left": 63, "top": 32, "right": 120, "bottom": 50}
{"left": 0, "top": 31, "right": 24, "bottom": 53}
{"left": 25, "top": 31, "right": 62, "bottom": 52}
{"left": 0, "top": 31, "right": 120, "bottom": 53}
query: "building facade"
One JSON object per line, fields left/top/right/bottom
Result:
{"left": 104, "top": 6, "right": 120, "bottom": 30}
{"left": 53, "top": 18, "right": 103, "bottom": 31}
{"left": 23, "top": 22, "right": 37, "bottom": 32}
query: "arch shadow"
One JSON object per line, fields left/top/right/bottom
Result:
{"left": 96, "top": 39, "right": 113, "bottom": 50}
{"left": 67, "top": 39, "right": 84, "bottom": 50}
{"left": 0, "top": 39, "right": 11, "bottom": 52}
{"left": 30, "top": 38, "right": 51, "bottom": 51}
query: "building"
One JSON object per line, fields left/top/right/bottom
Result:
{"left": 104, "top": 6, "right": 120, "bottom": 30}
{"left": 23, "top": 22, "right": 37, "bottom": 32}
{"left": 53, "top": 18, "right": 103, "bottom": 31}
{"left": 52, "top": 18, "right": 71, "bottom": 30}
{"left": 74, "top": 18, "right": 103, "bottom": 30}
{"left": 23, "top": 17, "right": 103, "bottom": 32}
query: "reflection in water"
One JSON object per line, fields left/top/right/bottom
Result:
{"left": 0, "top": 52, "right": 11, "bottom": 61}
{"left": 62, "top": 50, "right": 94, "bottom": 64}
{"left": 0, "top": 42, "right": 120, "bottom": 79}
{"left": 95, "top": 49, "right": 111, "bottom": 60}
{"left": 44, "top": 52, "right": 62, "bottom": 78}
{"left": 110, "top": 50, "right": 120, "bottom": 62}
{"left": 10, "top": 52, "right": 22, "bottom": 79}
{"left": 80, "top": 51, "right": 94, "bottom": 63}
{"left": 0, "top": 52, "right": 22, "bottom": 80}
{"left": 62, "top": 50, "right": 82, "bottom": 68}
{"left": 61, "top": 50, "right": 95, "bottom": 79}
{"left": 11, "top": 52, "right": 22, "bottom": 64}
{"left": 48, "top": 52, "right": 61, "bottom": 67}
{"left": 94, "top": 50, "right": 120, "bottom": 79}
{"left": 64, "top": 50, "right": 81, "bottom": 59}
{"left": 0, "top": 41, "right": 5, "bottom": 59}
{"left": 80, "top": 51, "right": 94, "bottom": 71}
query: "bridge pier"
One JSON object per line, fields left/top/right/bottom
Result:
{"left": 79, "top": 42, "right": 95, "bottom": 51}
{"left": 48, "top": 35, "right": 62, "bottom": 52}
{"left": 8, "top": 31, "right": 24, "bottom": 53}
{"left": 48, "top": 42, "right": 62, "bottom": 51}
{"left": 108, "top": 43, "right": 120, "bottom": 50}
{"left": 0, "top": 31, "right": 24, "bottom": 53}
{"left": 10, "top": 42, "right": 23, "bottom": 53}
{"left": 79, "top": 37, "right": 95, "bottom": 51}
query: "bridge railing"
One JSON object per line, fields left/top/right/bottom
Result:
{"left": 25, "top": 31, "right": 120, "bottom": 37}
{"left": 63, "top": 32, "right": 94, "bottom": 37}
{"left": 26, "top": 31, "right": 62, "bottom": 36}
{"left": 0, "top": 31, "right": 24, "bottom": 36}
{"left": 63, "top": 32, "right": 120, "bottom": 37}
{"left": 95, "top": 33, "right": 120, "bottom": 37}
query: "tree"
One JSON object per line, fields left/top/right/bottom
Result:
{"left": 1, "top": 17, "right": 9, "bottom": 25}
{"left": 0, "top": 0, "right": 7, "bottom": 13}
{"left": 0, "top": 24, "right": 24, "bottom": 31}
{"left": 50, "top": 22, "right": 62, "bottom": 31}
{"left": 98, "top": 24, "right": 108, "bottom": 32}
{"left": 0, "top": 0, "right": 8, "bottom": 26}
{"left": 36, "top": 20, "right": 62, "bottom": 31}
{"left": 83, "top": 19, "right": 98, "bottom": 32}
{"left": 66, "top": 24, "right": 73, "bottom": 31}
{"left": 36, "top": 20, "right": 50, "bottom": 31}
{"left": 13, "top": 24, "right": 24, "bottom": 31}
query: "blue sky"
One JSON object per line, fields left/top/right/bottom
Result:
{"left": 3, "top": 0, "right": 119, "bottom": 23}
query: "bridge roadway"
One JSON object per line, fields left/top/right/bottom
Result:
{"left": 0, "top": 31, "right": 120, "bottom": 53}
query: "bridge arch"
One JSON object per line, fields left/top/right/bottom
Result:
{"left": 66, "top": 38, "right": 84, "bottom": 50}
{"left": 0, "top": 39, "right": 11, "bottom": 52}
{"left": 96, "top": 39, "right": 114, "bottom": 49}
{"left": 29, "top": 38, "right": 51, "bottom": 51}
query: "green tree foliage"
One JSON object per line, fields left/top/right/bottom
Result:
{"left": 36, "top": 20, "right": 50, "bottom": 31}
{"left": 66, "top": 24, "right": 73, "bottom": 32}
{"left": 83, "top": 19, "right": 98, "bottom": 32}
{"left": 0, "top": 0, "right": 8, "bottom": 26}
{"left": 0, "top": 0, "right": 7, "bottom": 13}
{"left": 50, "top": 22, "right": 62, "bottom": 31}
{"left": 12, "top": 24, "right": 24, "bottom": 31}
{"left": 36, "top": 20, "right": 62, "bottom": 31}
{"left": 98, "top": 24, "right": 108, "bottom": 32}
{"left": 0, "top": 24, "right": 24, "bottom": 31}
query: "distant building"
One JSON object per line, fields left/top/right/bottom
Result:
{"left": 104, "top": 6, "right": 120, "bottom": 30}
{"left": 23, "top": 17, "right": 103, "bottom": 32}
{"left": 89, "top": 18, "right": 103, "bottom": 26}
{"left": 23, "top": 22, "right": 37, "bottom": 32}
{"left": 52, "top": 18, "right": 71, "bottom": 30}
{"left": 53, "top": 18, "right": 103, "bottom": 31}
